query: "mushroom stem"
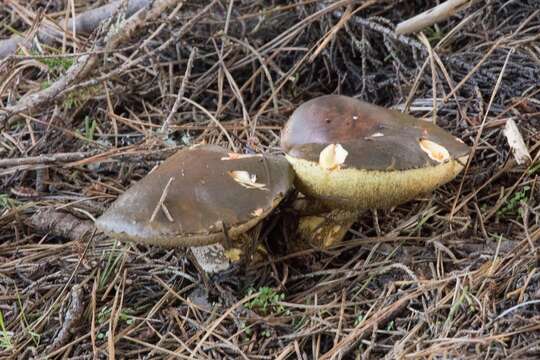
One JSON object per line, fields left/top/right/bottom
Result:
{"left": 292, "top": 204, "right": 360, "bottom": 251}
{"left": 190, "top": 225, "right": 267, "bottom": 273}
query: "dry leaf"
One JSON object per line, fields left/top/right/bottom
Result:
{"left": 419, "top": 139, "right": 450, "bottom": 163}
{"left": 228, "top": 171, "right": 267, "bottom": 190}
{"left": 319, "top": 144, "right": 348, "bottom": 170}
{"left": 503, "top": 119, "right": 531, "bottom": 165}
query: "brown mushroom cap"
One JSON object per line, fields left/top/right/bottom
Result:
{"left": 96, "top": 145, "right": 294, "bottom": 247}
{"left": 281, "top": 95, "right": 470, "bottom": 209}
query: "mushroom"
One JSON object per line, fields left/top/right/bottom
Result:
{"left": 281, "top": 95, "right": 470, "bottom": 248}
{"left": 96, "top": 144, "right": 294, "bottom": 272}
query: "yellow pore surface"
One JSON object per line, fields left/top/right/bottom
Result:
{"left": 286, "top": 154, "right": 468, "bottom": 210}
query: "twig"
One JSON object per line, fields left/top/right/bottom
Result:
{"left": 47, "top": 285, "right": 86, "bottom": 352}
{"left": 160, "top": 47, "right": 197, "bottom": 135}
{"left": 149, "top": 177, "right": 175, "bottom": 223}
{"left": 450, "top": 48, "right": 515, "bottom": 218}
{"left": 320, "top": 291, "right": 418, "bottom": 359}
{"left": 0, "top": 0, "right": 151, "bottom": 60}
{"left": 396, "top": 0, "right": 479, "bottom": 35}
{"left": 29, "top": 209, "right": 96, "bottom": 240}
{"left": 0, "top": 151, "right": 99, "bottom": 167}
{"left": 58, "top": 1, "right": 218, "bottom": 97}
{"left": 334, "top": 10, "right": 425, "bottom": 52}
{"left": 0, "top": 0, "right": 180, "bottom": 127}
{"left": 442, "top": 37, "right": 505, "bottom": 102}
{"left": 0, "top": 50, "right": 95, "bottom": 127}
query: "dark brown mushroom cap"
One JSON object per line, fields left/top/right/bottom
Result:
{"left": 280, "top": 95, "right": 471, "bottom": 209}
{"left": 96, "top": 145, "right": 294, "bottom": 247}
{"left": 282, "top": 95, "right": 470, "bottom": 170}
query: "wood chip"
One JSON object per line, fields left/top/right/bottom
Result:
{"left": 228, "top": 171, "right": 267, "bottom": 190}
{"left": 419, "top": 139, "right": 450, "bottom": 163}
{"left": 319, "top": 144, "right": 348, "bottom": 170}
{"left": 503, "top": 118, "right": 531, "bottom": 165}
